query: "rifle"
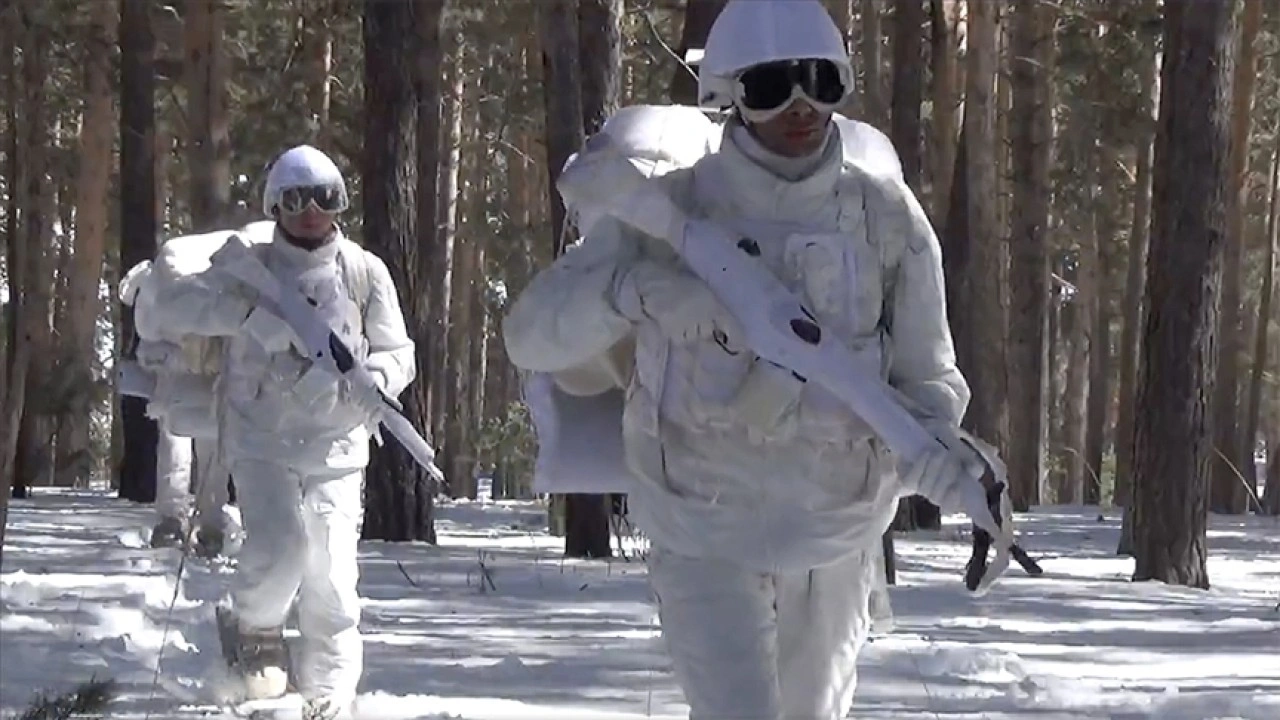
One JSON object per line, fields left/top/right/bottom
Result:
{"left": 558, "top": 139, "right": 1022, "bottom": 591}
{"left": 213, "top": 238, "right": 445, "bottom": 485}
{"left": 965, "top": 486, "right": 1045, "bottom": 591}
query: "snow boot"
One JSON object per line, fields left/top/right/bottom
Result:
{"left": 217, "top": 607, "right": 289, "bottom": 701}
{"left": 150, "top": 516, "right": 188, "bottom": 549}
{"left": 194, "top": 524, "right": 225, "bottom": 559}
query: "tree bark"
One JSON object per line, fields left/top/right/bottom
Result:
{"left": 116, "top": 0, "right": 159, "bottom": 504}
{"left": 859, "top": 0, "right": 885, "bottom": 129}
{"left": 961, "top": 0, "right": 1008, "bottom": 458}
{"left": 1131, "top": 0, "right": 1235, "bottom": 589}
{"left": 183, "top": 0, "right": 230, "bottom": 231}
{"left": 1246, "top": 123, "right": 1278, "bottom": 513}
{"left": 14, "top": 17, "right": 57, "bottom": 498}
{"left": 578, "top": 0, "right": 621, "bottom": 136}
{"left": 360, "top": 0, "right": 435, "bottom": 543}
{"left": 414, "top": 0, "right": 447, "bottom": 450}
{"left": 1005, "top": 0, "right": 1053, "bottom": 510}
{"left": 60, "top": 0, "right": 118, "bottom": 488}
{"left": 302, "top": 0, "right": 333, "bottom": 148}
{"left": 928, "top": 0, "right": 962, "bottom": 226}
{"left": 539, "top": 0, "right": 585, "bottom": 255}
{"left": 1209, "top": 0, "right": 1261, "bottom": 515}
{"left": 890, "top": 0, "right": 923, "bottom": 189}
{"left": 1114, "top": 19, "right": 1159, "bottom": 509}
{"left": 430, "top": 27, "right": 463, "bottom": 448}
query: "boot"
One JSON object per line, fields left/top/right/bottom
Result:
{"left": 216, "top": 607, "right": 289, "bottom": 701}
{"left": 194, "top": 524, "right": 225, "bottom": 558}
{"left": 150, "top": 516, "right": 188, "bottom": 549}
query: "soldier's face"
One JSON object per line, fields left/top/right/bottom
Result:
{"left": 748, "top": 99, "right": 832, "bottom": 158}
{"left": 280, "top": 206, "right": 335, "bottom": 240}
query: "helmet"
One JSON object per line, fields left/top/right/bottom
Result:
{"left": 696, "top": 0, "right": 852, "bottom": 111}
{"left": 261, "top": 145, "right": 349, "bottom": 217}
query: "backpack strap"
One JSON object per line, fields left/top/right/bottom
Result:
{"left": 336, "top": 239, "right": 375, "bottom": 316}
{"left": 858, "top": 169, "right": 911, "bottom": 341}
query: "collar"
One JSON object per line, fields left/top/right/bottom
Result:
{"left": 729, "top": 117, "right": 837, "bottom": 182}
{"left": 270, "top": 226, "right": 343, "bottom": 268}
{"left": 695, "top": 118, "right": 844, "bottom": 223}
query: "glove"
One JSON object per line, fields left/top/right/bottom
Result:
{"left": 343, "top": 366, "right": 400, "bottom": 424}
{"left": 614, "top": 261, "right": 742, "bottom": 347}
{"left": 898, "top": 428, "right": 1015, "bottom": 590}
{"left": 240, "top": 306, "right": 306, "bottom": 355}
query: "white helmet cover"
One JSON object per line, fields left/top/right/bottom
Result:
{"left": 697, "top": 0, "right": 853, "bottom": 110}
{"left": 261, "top": 144, "right": 349, "bottom": 217}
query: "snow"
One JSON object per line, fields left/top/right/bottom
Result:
{"left": 2, "top": 489, "right": 1278, "bottom": 719}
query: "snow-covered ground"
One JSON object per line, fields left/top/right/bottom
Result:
{"left": 1, "top": 489, "right": 1277, "bottom": 719}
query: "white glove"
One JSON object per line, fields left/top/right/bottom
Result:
{"left": 343, "top": 366, "right": 394, "bottom": 423}
{"left": 898, "top": 429, "right": 1015, "bottom": 591}
{"left": 614, "top": 261, "right": 742, "bottom": 347}
{"left": 240, "top": 306, "right": 306, "bottom": 355}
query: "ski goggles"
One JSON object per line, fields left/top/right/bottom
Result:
{"left": 733, "top": 59, "right": 848, "bottom": 122}
{"left": 279, "top": 184, "right": 349, "bottom": 215}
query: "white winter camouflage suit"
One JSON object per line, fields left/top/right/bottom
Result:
{"left": 152, "top": 226, "right": 415, "bottom": 704}
{"left": 504, "top": 120, "right": 969, "bottom": 718}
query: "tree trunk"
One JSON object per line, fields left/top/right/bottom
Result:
{"left": 1114, "top": 22, "right": 1158, "bottom": 509}
{"left": 59, "top": 0, "right": 117, "bottom": 488}
{"left": 578, "top": 0, "right": 621, "bottom": 136}
{"left": 558, "top": 0, "right": 625, "bottom": 559}
{"left": 1058, "top": 253, "right": 1087, "bottom": 504}
{"left": 430, "top": 28, "right": 463, "bottom": 448}
{"left": 961, "top": 0, "right": 1008, "bottom": 458}
{"left": 1264, "top": 432, "right": 1280, "bottom": 516}
{"left": 859, "top": 0, "right": 885, "bottom": 130}
{"left": 413, "top": 0, "right": 446, "bottom": 451}
{"left": 886, "top": 0, "right": 935, "bottom": 531}
{"left": 0, "top": 2, "right": 33, "bottom": 558}
{"left": 1246, "top": 124, "right": 1278, "bottom": 512}
{"left": 890, "top": 0, "right": 923, "bottom": 189}
{"left": 670, "top": 0, "right": 728, "bottom": 105}
{"left": 1131, "top": 0, "right": 1235, "bottom": 589}
{"left": 444, "top": 118, "right": 478, "bottom": 499}
{"left": 14, "top": 30, "right": 57, "bottom": 498}
{"left": 183, "top": 0, "right": 230, "bottom": 231}
{"left": 360, "top": 0, "right": 435, "bottom": 543}
{"left": 928, "top": 0, "right": 962, "bottom": 226}
{"left": 1082, "top": 50, "right": 1107, "bottom": 507}
{"left": 1005, "top": 0, "right": 1052, "bottom": 511}
{"left": 1209, "top": 0, "right": 1261, "bottom": 515}
{"left": 1083, "top": 200, "right": 1110, "bottom": 507}
{"left": 539, "top": 0, "right": 585, "bottom": 255}
{"left": 116, "top": 0, "right": 159, "bottom": 504}
{"left": 302, "top": 0, "right": 333, "bottom": 148}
